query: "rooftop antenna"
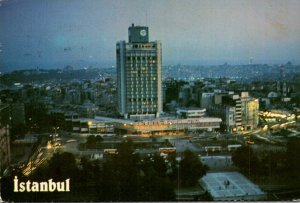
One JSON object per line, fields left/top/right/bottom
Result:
{"left": 249, "top": 57, "right": 253, "bottom": 64}
{"left": 146, "top": 9, "right": 148, "bottom": 26}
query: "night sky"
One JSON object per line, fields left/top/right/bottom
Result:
{"left": 1, "top": 0, "right": 300, "bottom": 71}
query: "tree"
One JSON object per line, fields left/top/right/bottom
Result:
{"left": 46, "top": 152, "right": 78, "bottom": 181}
{"left": 115, "top": 139, "right": 142, "bottom": 201}
{"left": 164, "top": 79, "right": 188, "bottom": 103}
{"left": 286, "top": 137, "right": 300, "bottom": 185}
{"left": 2, "top": 152, "right": 86, "bottom": 202}
{"left": 99, "top": 157, "right": 120, "bottom": 201}
{"left": 179, "top": 149, "right": 208, "bottom": 187}
{"left": 140, "top": 154, "right": 175, "bottom": 201}
{"left": 99, "top": 139, "right": 142, "bottom": 201}
{"left": 77, "top": 156, "right": 96, "bottom": 184}
{"left": 10, "top": 122, "right": 27, "bottom": 140}
{"left": 201, "top": 191, "right": 213, "bottom": 201}
{"left": 0, "top": 167, "right": 28, "bottom": 202}
{"left": 218, "top": 122, "right": 227, "bottom": 133}
{"left": 166, "top": 152, "right": 179, "bottom": 183}
{"left": 232, "top": 146, "right": 259, "bottom": 176}
{"left": 85, "top": 135, "right": 103, "bottom": 149}
{"left": 98, "top": 139, "right": 176, "bottom": 201}
{"left": 25, "top": 101, "right": 50, "bottom": 132}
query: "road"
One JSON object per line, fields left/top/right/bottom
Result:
{"left": 169, "top": 138, "right": 201, "bottom": 153}
{"left": 22, "top": 140, "right": 56, "bottom": 176}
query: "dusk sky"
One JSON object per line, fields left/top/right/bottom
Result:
{"left": 1, "top": 0, "right": 300, "bottom": 71}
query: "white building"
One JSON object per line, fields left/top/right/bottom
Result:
{"left": 96, "top": 116, "right": 221, "bottom": 136}
{"left": 200, "top": 172, "right": 266, "bottom": 201}
{"left": 176, "top": 107, "right": 206, "bottom": 118}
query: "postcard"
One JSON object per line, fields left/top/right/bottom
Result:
{"left": 1, "top": 0, "right": 300, "bottom": 202}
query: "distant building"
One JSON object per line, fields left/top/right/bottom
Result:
{"left": 71, "top": 118, "right": 114, "bottom": 135}
{"left": 176, "top": 107, "right": 206, "bottom": 118}
{"left": 50, "top": 109, "right": 114, "bottom": 135}
{"left": 201, "top": 92, "right": 214, "bottom": 109}
{"left": 65, "top": 89, "right": 81, "bottom": 105}
{"left": 116, "top": 24, "right": 162, "bottom": 120}
{"left": 80, "top": 100, "right": 99, "bottom": 118}
{"left": 240, "top": 93, "right": 259, "bottom": 130}
{"left": 10, "top": 102, "right": 25, "bottom": 127}
{"left": 260, "top": 98, "right": 271, "bottom": 109}
{"left": 209, "top": 93, "right": 242, "bottom": 132}
{"left": 64, "top": 112, "right": 79, "bottom": 131}
{"left": 267, "top": 91, "right": 278, "bottom": 98}
{"left": 0, "top": 102, "right": 11, "bottom": 175}
{"left": 179, "top": 84, "right": 192, "bottom": 106}
{"left": 49, "top": 109, "right": 66, "bottom": 128}
{"left": 208, "top": 92, "right": 259, "bottom": 132}
{"left": 225, "top": 106, "right": 236, "bottom": 131}
{"left": 279, "top": 65, "right": 287, "bottom": 97}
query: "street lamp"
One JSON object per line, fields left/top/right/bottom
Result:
{"left": 53, "top": 126, "right": 59, "bottom": 134}
{"left": 50, "top": 127, "right": 60, "bottom": 149}
{"left": 88, "top": 121, "right": 92, "bottom": 134}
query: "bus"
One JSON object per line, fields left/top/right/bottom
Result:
{"left": 227, "top": 144, "right": 242, "bottom": 151}
{"left": 159, "top": 147, "right": 176, "bottom": 153}
{"left": 104, "top": 149, "right": 118, "bottom": 154}
{"left": 204, "top": 146, "right": 222, "bottom": 152}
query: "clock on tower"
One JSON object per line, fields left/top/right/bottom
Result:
{"left": 128, "top": 24, "right": 149, "bottom": 43}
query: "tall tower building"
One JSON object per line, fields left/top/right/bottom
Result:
{"left": 116, "top": 24, "right": 162, "bottom": 120}
{"left": 279, "top": 65, "right": 287, "bottom": 97}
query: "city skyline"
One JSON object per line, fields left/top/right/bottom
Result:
{"left": 1, "top": 0, "right": 300, "bottom": 71}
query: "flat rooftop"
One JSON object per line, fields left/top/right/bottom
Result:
{"left": 200, "top": 172, "right": 265, "bottom": 201}
{"left": 177, "top": 107, "right": 206, "bottom": 111}
{"left": 95, "top": 116, "right": 221, "bottom": 124}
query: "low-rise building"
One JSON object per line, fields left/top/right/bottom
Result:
{"left": 176, "top": 107, "right": 206, "bottom": 118}
{"left": 200, "top": 172, "right": 266, "bottom": 201}
{"left": 207, "top": 91, "right": 259, "bottom": 132}
{"left": 71, "top": 118, "right": 114, "bottom": 135}
{"left": 96, "top": 116, "right": 221, "bottom": 136}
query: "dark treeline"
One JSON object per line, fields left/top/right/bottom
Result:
{"left": 232, "top": 137, "right": 300, "bottom": 188}
{"left": 1, "top": 139, "right": 208, "bottom": 202}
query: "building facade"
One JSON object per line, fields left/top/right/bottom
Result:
{"left": 0, "top": 103, "right": 11, "bottom": 175}
{"left": 117, "top": 24, "right": 162, "bottom": 120}
{"left": 96, "top": 116, "right": 221, "bottom": 136}
{"left": 176, "top": 107, "right": 206, "bottom": 118}
{"left": 241, "top": 93, "right": 259, "bottom": 130}
{"left": 206, "top": 92, "right": 259, "bottom": 132}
